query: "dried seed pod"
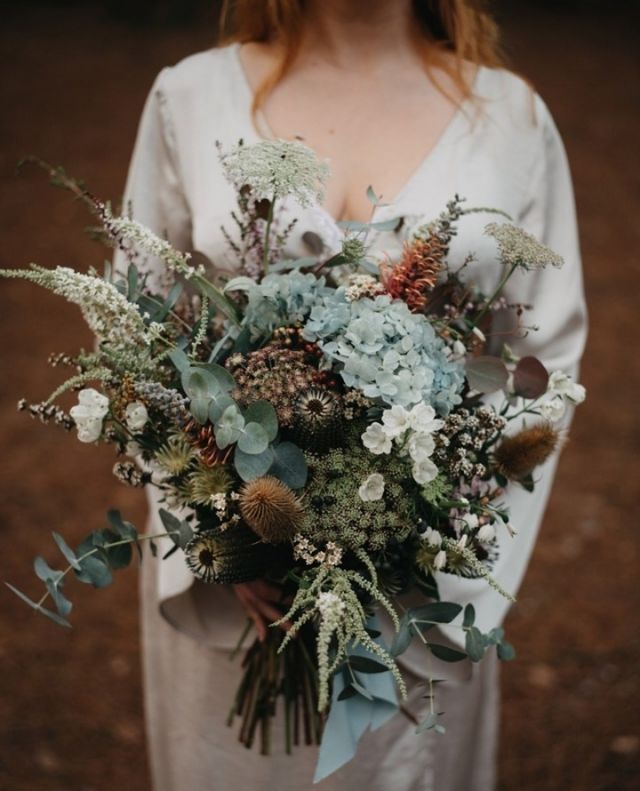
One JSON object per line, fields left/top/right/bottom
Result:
{"left": 239, "top": 476, "right": 305, "bottom": 544}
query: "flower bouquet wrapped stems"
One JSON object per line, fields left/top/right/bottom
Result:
{"left": 2, "top": 144, "right": 585, "bottom": 779}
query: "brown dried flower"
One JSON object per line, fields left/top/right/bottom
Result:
{"left": 380, "top": 232, "right": 445, "bottom": 313}
{"left": 239, "top": 475, "right": 305, "bottom": 543}
{"left": 493, "top": 423, "right": 560, "bottom": 481}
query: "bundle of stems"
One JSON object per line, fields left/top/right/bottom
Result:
{"left": 227, "top": 622, "right": 324, "bottom": 755}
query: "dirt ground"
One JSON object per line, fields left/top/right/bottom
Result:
{"left": 0, "top": 2, "right": 638, "bottom": 790}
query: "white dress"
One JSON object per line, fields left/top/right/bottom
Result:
{"left": 116, "top": 43, "right": 587, "bottom": 791}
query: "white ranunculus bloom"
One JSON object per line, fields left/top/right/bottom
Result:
{"left": 361, "top": 422, "right": 392, "bottom": 455}
{"left": 73, "top": 414, "right": 104, "bottom": 443}
{"left": 407, "top": 431, "right": 436, "bottom": 463}
{"left": 547, "top": 370, "right": 586, "bottom": 403}
{"left": 412, "top": 457, "right": 439, "bottom": 485}
{"left": 477, "top": 523, "right": 496, "bottom": 542}
{"left": 381, "top": 404, "right": 411, "bottom": 438}
{"left": 77, "top": 387, "right": 109, "bottom": 415}
{"left": 125, "top": 400, "right": 149, "bottom": 431}
{"left": 433, "top": 550, "right": 447, "bottom": 570}
{"left": 540, "top": 397, "right": 566, "bottom": 422}
{"left": 408, "top": 402, "right": 444, "bottom": 434}
{"left": 358, "top": 473, "right": 385, "bottom": 502}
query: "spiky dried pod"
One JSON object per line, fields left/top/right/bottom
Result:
{"left": 184, "top": 526, "right": 270, "bottom": 584}
{"left": 239, "top": 476, "right": 305, "bottom": 544}
{"left": 493, "top": 423, "right": 560, "bottom": 480}
{"left": 292, "top": 388, "right": 343, "bottom": 453}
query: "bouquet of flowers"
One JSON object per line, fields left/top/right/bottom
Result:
{"left": 2, "top": 143, "right": 585, "bottom": 780}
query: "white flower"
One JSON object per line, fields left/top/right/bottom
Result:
{"left": 450, "top": 340, "right": 467, "bottom": 360}
{"left": 125, "top": 401, "right": 149, "bottom": 431}
{"left": 317, "top": 591, "right": 346, "bottom": 620}
{"left": 540, "top": 397, "right": 566, "bottom": 422}
{"left": 547, "top": 371, "right": 586, "bottom": 404}
{"left": 70, "top": 388, "right": 109, "bottom": 443}
{"left": 358, "top": 473, "right": 385, "bottom": 502}
{"left": 408, "top": 431, "right": 436, "bottom": 463}
{"left": 423, "top": 527, "right": 442, "bottom": 547}
{"left": 412, "top": 458, "right": 439, "bottom": 485}
{"left": 477, "top": 523, "right": 496, "bottom": 542}
{"left": 362, "top": 422, "right": 392, "bottom": 455}
{"left": 461, "top": 513, "right": 479, "bottom": 530}
{"left": 381, "top": 405, "right": 411, "bottom": 438}
{"left": 457, "top": 535, "right": 468, "bottom": 550}
{"left": 125, "top": 440, "right": 143, "bottom": 458}
{"left": 433, "top": 550, "right": 447, "bottom": 570}
{"left": 408, "top": 403, "right": 444, "bottom": 434}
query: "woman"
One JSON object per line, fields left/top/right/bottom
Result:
{"left": 116, "top": 1, "right": 587, "bottom": 789}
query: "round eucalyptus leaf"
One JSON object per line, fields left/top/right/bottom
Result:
{"left": 513, "top": 356, "right": 549, "bottom": 399}
{"left": 189, "top": 397, "right": 211, "bottom": 425}
{"left": 208, "top": 393, "right": 237, "bottom": 424}
{"left": 182, "top": 368, "right": 222, "bottom": 400}
{"left": 268, "top": 442, "right": 308, "bottom": 489}
{"left": 465, "top": 356, "right": 509, "bottom": 394}
{"left": 200, "top": 362, "right": 236, "bottom": 393}
{"left": 237, "top": 422, "right": 269, "bottom": 455}
{"left": 244, "top": 400, "right": 278, "bottom": 442}
{"left": 234, "top": 446, "right": 275, "bottom": 482}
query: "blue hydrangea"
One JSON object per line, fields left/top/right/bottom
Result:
{"left": 303, "top": 290, "right": 465, "bottom": 415}
{"left": 226, "top": 271, "right": 331, "bottom": 339}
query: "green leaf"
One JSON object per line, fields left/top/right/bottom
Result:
{"left": 106, "top": 510, "right": 137, "bottom": 541}
{"left": 34, "top": 556, "right": 63, "bottom": 585}
{"left": 52, "top": 532, "right": 81, "bottom": 571}
{"left": 463, "top": 603, "right": 476, "bottom": 628}
{"left": 190, "top": 397, "right": 211, "bottom": 425}
{"left": 465, "top": 356, "right": 509, "bottom": 394}
{"left": 168, "top": 346, "right": 191, "bottom": 374}
{"left": 269, "top": 442, "right": 308, "bottom": 489}
{"left": 104, "top": 540, "right": 133, "bottom": 570}
{"left": 390, "top": 614, "right": 412, "bottom": 657}
{"left": 234, "top": 446, "right": 274, "bottom": 482}
{"left": 224, "top": 275, "right": 259, "bottom": 293}
{"left": 244, "top": 401, "right": 278, "bottom": 442}
{"left": 409, "top": 602, "right": 462, "bottom": 625}
{"left": 350, "top": 680, "right": 374, "bottom": 701}
{"left": 485, "top": 627, "right": 504, "bottom": 646}
{"left": 215, "top": 404, "right": 245, "bottom": 449}
{"left": 207, "top": 393, "right": 236, "bottom": 424}
{"left": 428, "top": 644, "right": 467, "bottom": 663}
{"left": 497, "top": 641, "right": 516, "bottom": 661}
{"left": 237, "top": 422, "right": 269, "bottom": 455}
{"left": 182, "top": 369, "right": 220, "bottom": 400}
{"left": 366, "top": 185, "right": 380, "bottom": 205}
{"left": 5, "top": 583, "right": 72, "bottom": 628}
{"left": 370, "top": 217, "right": 402, "bottom": 232}
{"left": 348, "top": 656, "right": 389, "bottom": 674}
{"left": 159, "top": 509, "right": 193, "bottom": 549}
{"left": 150, "top": 281, "right": 183, "bottom": 322}
{"left": 465, "top": 626, "right": 486, "bottom": 662}
{"left": 45, "top": 578, "right": 72, "bottom": 617}
{"left": 200, "top": 362, "right": 236, "bottom": 392}
{"left": 75, "top": 555, "right": 113, "bottom": 588}
{"left": 415, "top": 712, "right": 439, "bottom": 734}
{"left": 126, "top": 263, "right": 138, "bottom": 301}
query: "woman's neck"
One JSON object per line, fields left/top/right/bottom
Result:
{"left": 299, "top": 0, "right": 419, "bottom": 71}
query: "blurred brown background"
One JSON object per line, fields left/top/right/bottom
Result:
{"left": 1, "top": 1, "right": 638, "bottom": 789}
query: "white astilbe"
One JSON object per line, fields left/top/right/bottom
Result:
{"left": 0, "top": 265, "right": 162, "bottom": 349}
{"left": 485, "top": 222, "right": 564, "bottom": 270}
{"left": 275, "top": 560, "right": 406, "bottom": 711}
{"left": 219, "top": 139, "right": 330, "bottom": 206}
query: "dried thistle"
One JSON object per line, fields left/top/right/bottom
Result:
{"left": 239, "top": 476, "right": 305, "bottom": 544}
{"left": 185, "top": 463, "right": 232, "bottom": 506}
{"left": 493, "top": 423, "right": 560, "bottom": 480}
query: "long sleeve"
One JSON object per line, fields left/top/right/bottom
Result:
{"left": 436, "top": 94, "right": 588, "bottom": 646}
{"left": 113, "top": 68, "right": 192, "bottom": 292}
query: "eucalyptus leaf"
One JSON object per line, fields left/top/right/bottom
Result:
{"left": 370, "top": 217, "right": 402, "bottom": 232}
{"left": 237, "top": 422, "right": 269, "bottom": 455}
{"left": 269, "top": 442, "right": 308, "bottom": 489}
{"left": 224, "top": 275, "right": 259, "bottom": 293}
{"left": 208, "top": 393, "right": 236, "bottom": 424}
{"left": 390, "top": 615, "right": 413, "bottom": 658}
{"left": 75, "top": 555, "right": 113, "bottom": 588}
{"left": 200, "top": 362, "right": 236, "bottom": 392}
{"left": 45, "top": 578, "right": 72, "bottom": 617}
{"left": 350, "top": 680, "right": 374, "bottom": 701}
{"left": 168, "top": 346, "right": 191, "bottom": 374}
{"left": 463, "top": 603, "right": 476, "bottom": 629}
{"left": 486, "top": 627, "right": 505, "bottom": 645}
{"left": 466, "top": 356, "right": 509, "bottom": 394}
{"left": 428, "top": 644, "right": 467, "bottom": 663}
{"left": 5, "top": 582, "right": 71, "bottom": 627}
{"left": 366, "top": 185, "right": 380, "bottom": 205}
{"left": 497, "top": 641, "right": 516, "bottom": 661}
{"left": 337, "top": 684, "right": 359, "bottom": 702}
{"left": 465, "top": 626, "right": 486, "bottom": 662}
{"left": 34, "top": 556, "right": 63, "bottom": 584}
{"left": 269, "top": 256, "right": 317, "bottom": 273}
{"left": 106, "top": 510, "right": 137, "bottom": 541}
{"left": 348, "top": 656, "right": 389, "bottom": 674}
{"left": 52, "top": 532, "right": 81, "bottom": 570}
{"left": 244, "top": 400, "right": 278, "bottom": 442}
{"left": 234, "top": 446, "right": 275, "bottom": 482}
{"left": 409, "top": 602, "right": 462, "bottom": 625}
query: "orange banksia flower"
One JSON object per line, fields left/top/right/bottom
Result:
{"left": 380, "top": 232, "right": 446, "bottom": 313}
{"left": 493, "top": 423, "right": 560, "bottom": 481}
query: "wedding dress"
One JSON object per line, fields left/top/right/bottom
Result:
{"left": 115, "top": 43, "right": 587, "bottom": 791}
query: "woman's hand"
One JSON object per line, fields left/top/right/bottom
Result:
{"left": 232, "top": 580, "right": 291, "bottom": 642}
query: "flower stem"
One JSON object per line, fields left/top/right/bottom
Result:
{"left": 465, "top": 262, "right": 518, "bottom": 340}
{"left": 261, "top": 194, "right": 276, "bottom": 277}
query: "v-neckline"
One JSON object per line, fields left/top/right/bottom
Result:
{"left": 228, "top": 43, "right": 481, "bottom": 229}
